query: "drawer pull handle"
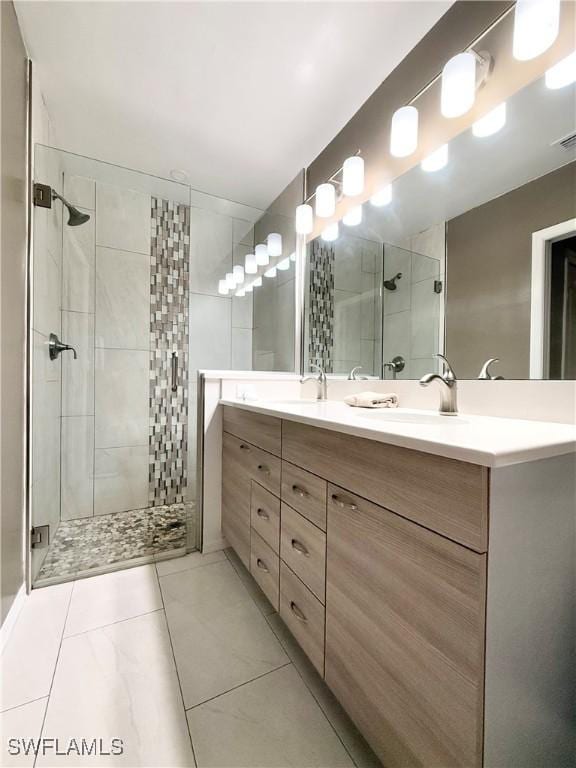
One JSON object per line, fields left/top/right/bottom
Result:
{"left": 291, "top": 538, "right": 309, "bottom": 556}
{"left": 256, "top": 508, "right": 270, "bottom": 520}
{"left": 256, "top": 558, "right": 269, "bottom": 573}
{"left": 291, "top": 484, "right": 308, "bottom": 498}
{"left": 290, "top": 601, "right": 307, "bottom": 622}
{"left": 239, "top": 443, "right": 251, "bottom": 451}
{"left": 257, "top": 464, "right": 270, "bottom": 475}
{"left": 331, "top": 494, "right": 358, "bottom": 511}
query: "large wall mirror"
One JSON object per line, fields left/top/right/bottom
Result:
{"left": 303, "top": 70, "right": 575, "bottom": 380}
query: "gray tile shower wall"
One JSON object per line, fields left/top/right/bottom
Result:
{"left": 149, "top": 198, "right": 190, "bottom": 506}
{"left": 308, "top": 239, "right": 335, "bottom": 373}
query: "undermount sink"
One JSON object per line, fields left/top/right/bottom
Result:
{"left": 358, "top": 410, "right": 468, "bottom": 425}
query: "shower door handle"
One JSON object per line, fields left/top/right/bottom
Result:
{"left": 171, "top": 352, "right": 178, "bottom": 392}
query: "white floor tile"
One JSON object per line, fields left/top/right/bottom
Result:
{"left": 38, "top": 612, "right": 194, "bottom": 767}
{"left": 187, "top": 664, "right": 354, "bottom": 768}
{"left": 64, "top": 565, "right": 162, "bottom": 637}
{"left": 160, "top": 560, "right": 288, "bottom": 708}
{"left": 1, "top": 583, "right": 72, "bottom": 712}
{"left": 156, "top": 550, "right": 225, "bottom": 578}
{"left": 0, "top": 698, "right": 48, "bottom": 767}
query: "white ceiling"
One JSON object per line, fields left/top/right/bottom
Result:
{"left": 15, "top": 1, "right": 451, "bottom": 210}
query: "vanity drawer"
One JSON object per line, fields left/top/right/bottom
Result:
{"left": 251, "top": 482, "right": 280, "bottom": 554}
{"left": 250, "top": 529, "right": 279, "bottom": 611}
{"left": 223, "top": 432, "right": 281, "bottom": 496}
{"left": 280, "top": 503, "right": 326, "bottom": 603}
{"left": 223, "top": 405, "right": 281, "bottom": 457}
{"left": 280, "top": 561, "right": 325, "bottom": 676}
{"left": 281, "top": 462, "right": 327, "bottom": 531}
{"left": 282, "top": 420, "right": 488, "bottom": 552}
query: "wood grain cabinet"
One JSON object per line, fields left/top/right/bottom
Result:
{"left": 221, "top": 405, "right": 573, "bottom": 768}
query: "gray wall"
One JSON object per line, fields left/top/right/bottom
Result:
{"left": 1, "top": 1, "right": 28, "bottom": 622}
{"left": 446, "top": 162, "right": 576, "bottom": 379}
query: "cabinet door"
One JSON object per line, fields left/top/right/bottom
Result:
{"left": 222, "top": 432, "right": 251, "bottom": 567}
{"left": 325, "top": 485, "right": 486, "bottom": 768}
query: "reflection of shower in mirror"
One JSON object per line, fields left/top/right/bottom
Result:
{"left": 383, "top": 272, "right": 402, "bottom": 291}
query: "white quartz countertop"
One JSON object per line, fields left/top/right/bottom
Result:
{"left": 219, "top": 398, "right": 576, "bottom": 468}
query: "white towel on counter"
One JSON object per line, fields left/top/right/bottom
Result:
{"left": 344, "top": 391, "right": 399, "bottom": 409}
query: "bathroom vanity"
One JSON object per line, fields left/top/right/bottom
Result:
{"left": 220, "top": 399, "right": 575, "bottom": 768}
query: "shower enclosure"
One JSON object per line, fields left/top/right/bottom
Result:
{"left": 29, "top": 146, "right": 263, "bottom": 587}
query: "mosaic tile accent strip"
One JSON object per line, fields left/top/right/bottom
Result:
{"left": 149, "top": 198, "right": 190, "bottom": 506}
{"left": 37, "top": 502, "right": 196, "bottom": 582}
{"left": 308, "top": 239, "right": 335, "bottom": 373}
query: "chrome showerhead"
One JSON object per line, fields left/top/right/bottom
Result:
{"left": 52, "top": 191, "right": 91, "bottom": 227}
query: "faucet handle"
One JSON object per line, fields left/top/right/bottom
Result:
{"left": 478, "top": 358, "right": 503, "bottom": 380}
{"left": 435, "top": 353, "right": 456, "bottom": 381}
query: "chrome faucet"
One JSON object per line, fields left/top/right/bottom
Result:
{"left": 478, "top": 358, "right": 504, "bottom": 380}
{"left": 348, "top": 366, "right": 368, "bottom": 381}
{"left": 302, "top": 363, "right": 328, "bottom": 401}
{"left": 419, "top": 354, "right": 458, "bottom": 415}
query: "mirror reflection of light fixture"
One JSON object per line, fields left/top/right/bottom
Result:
{"left": 295, "top": 204, "right": 313, "bottom": 234}
{"left": 513, "top": 0, "right": 560, "bottom": 62}
{"left": 277, "top": 257, "right": 290, "bottom": 271}
{"left": 264, "top": 266, "right": 277, "bottom": 278}
{"left": 255, "top": 243, "right": 269, "bottom": 266}
{"left": 245, "top": 282, "right": 254, "bottom": 293}
{"left": 321, "top": 222, "right": 339, "bottom": 242}
{"left": 267, "top": 233, "right": 282, "bottom": 256}
{"left": 289, "top": 251, "right": 296, "bottom": 262}
{"left": 545, "top": 52, "right": 576, "bottom": 89}
{"left": 343, "top": 205, "right": 363, "bottom": 226}
{"left": 342, "top": 156, "right": 364, "bottom": 196}
{"left": 253, "top": 276, "right": 263, "bottom": 288}
{"left": 441, "top": 52, "right": 476, "bottom": 118}
{"left": 245, "top": 253, "right": 257, "bottom": 274}
{"left": 225, "top": 272, "right": 236, "bottom": 290}
{"left": 218, "top": 279, "right": 229, "bottom": 295}
{"left": 390, "top": 106, "right": 418, "bottom": 157}
{"left": 233, "top": 265, "right": 244, "bottom": 284}
{"left": 315, "top": 183, "right": 336, "bottom": 217}
{"left": 370, "top": 184, "right": 393, "bottom": 207}
{"left": 472, "top": 102, "right": 507, "bottom": 137}
{"left": 421, "top": 144, "right": 449, "bottom": 172}
{"left": 236, "top": 288, "right": 246, "bottom": 298}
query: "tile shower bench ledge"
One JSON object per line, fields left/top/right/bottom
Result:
{"left": 219, "top": 398, "right": 576, "bottom": 468}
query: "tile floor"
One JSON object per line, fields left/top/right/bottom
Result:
{"left": 36, "top": 502, "right": 196, "bottom": 584}
{"left": 1, "top": 549, "right": 380, "bottom": 768}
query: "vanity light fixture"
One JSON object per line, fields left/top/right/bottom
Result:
{"left": 267, "top": 232, "right": 282, "bottom": 257}
{"left": 233, "top": 265, "right": 244, "bottom": 284}
{"left": 545, "top": 51, "right": 576, "bottom": 89}
{"left": 295, "top": 203, "right": 314, "bottom": 234}
{"left": 244, "top": 282, "right": 254, "bottom": 293}
{"left": 225, "top": 272, "right": 236, "bottom": 290}
{"left": 253, "top": 276, "right": 263, "bottom": 288}
{"left": 264, "top": 265, "right": 277, "bottom": 278}
{"left": 321, "top": 222, "right": 339, "bottom": 242}
{"left": 472, "top": 102, "right": 507, "bottom": 137}
{"left": 343, "top": 205, "right": 363, "bottom": 226}
{"left": 421, "top": 144, "right": 449, "bottom": 172}
{"left": 218, "top": 279, "right": 229, "bottom": 296}
{"left": 245, "top": 253, "right": 257, "bottom": 274}
{"left": 235, "top": 288, "right": 246, "bottom": 298}
{"left": 255, "top": 243, "right": 269, "bottom": 266}
{"left": 441, "top": 52, "right": 477, "bottom": 118}
{"left": 370, "top": 184, "right": 393, "bottom": 207}
{"left": 289, "top": 251, "right": 296, "bottom": 262}
{"left": 342, "top": 156, "right": 364, "bottom": 196}
{"left": 277, "top": 257, "right": 291, "bottom": 271}
{"left": 390, "top": 106, "right": 418, "bottom": 157}
{"left": 513, "top": 0, "right": 560, "bottom": 62}
{"left": 315, "top": 183, "right": 336, "bottom": 217}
